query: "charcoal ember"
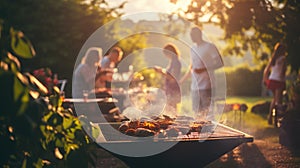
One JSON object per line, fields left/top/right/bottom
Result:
{"left": 140, "top": 121, "right": 160, "bottom": 132}
{"left": 156, "top": 120, "right": 174, "bottom": 130}
{"left": 190, "top": 125, "right": 202, "bottom": 132}
{"left": 166, "top": 127, "right": 180, "bottom": 137}
{"left": 118, "top": 122, "right": 129, "bottom": 133}
{"left": 128, "top": 120, "right": 140, "bottom": 129}
{"left": 189, "top": 121, "right": 215, "bottom": 133}
{"left": 125, "top": 129, "right": 136, "bottom": 136}
{"left": 150, "top": 115, "right": 175, "bottom": 130}
{"left": 152, "top": 122, "right": 161, "bottom": 131}
{"left": 135, "top": 128, "right": 155, "bottom": 137}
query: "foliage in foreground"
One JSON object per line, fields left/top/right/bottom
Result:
{"left": 0, "top": 22, "right": 98, "bottom": 167}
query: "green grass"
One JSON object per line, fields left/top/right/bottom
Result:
{"left": 179, "top": 96, "right": 276, "bottom": 141}
{"left": 225, "top": 96, "right": 272, "bottom": 106}
{"left": 219, "top": 96, "right": 279, "bottom": 141}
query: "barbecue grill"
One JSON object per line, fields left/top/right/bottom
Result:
{"left": 96, "top": 122, "right": 253, "bottom": 168}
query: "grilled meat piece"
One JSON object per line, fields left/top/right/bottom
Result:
{"left": 125, "top": 128, "right": 136, "bottom": 136}
{"left": 119, "top": 122, "right": 129, "bottom": 133}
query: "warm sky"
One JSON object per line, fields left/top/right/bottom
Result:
{"left": 107, "top": 0, "right": 255, "bottom": 66}
{"left": 108, "top": 0, "right": 191, "bottom": 21}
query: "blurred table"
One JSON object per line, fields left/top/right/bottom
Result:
{"left": 93, "top": 88, "right": 127, "bottom": 112}
{"left": 62, "top": 97, "right": 123, "bottom": 122}
{"left": 63, "top": 98, "right": 117, "bottom": 103}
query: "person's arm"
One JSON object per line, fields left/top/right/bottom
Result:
{"left": 154, "top": 66, "right": 177, "bottom": 81}
{"left": 180, "top": 65, "right": 192, "bottom": 84}
{"left": 101, "top": 56, "right": 111, "bottom": 69}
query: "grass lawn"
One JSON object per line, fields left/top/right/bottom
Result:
{"left": 206, "top": 96, "right": 300, "bottom": 168}
{"left": 180, "top": 96, "right": 275, "bottom": 140}
{"left": 220, "top": 96, "right": 275, "bottom": 141}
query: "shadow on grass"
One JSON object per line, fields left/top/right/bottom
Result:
{"left": 206, "top": 143, "right": 272, "bottom": 168}
{"left": 253, "top": 127, "right": 280, "bottom": 140}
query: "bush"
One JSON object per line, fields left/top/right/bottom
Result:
{"left": 0, "top": 22, "right": 98, "bottom": 167}
{"left": 222, "top": 65, "right": 263, "bottom": 96}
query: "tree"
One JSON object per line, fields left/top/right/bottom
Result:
{"left": 173, "top": 0, "right": 300, "bottom": 72}
{"left": 0, "top": 0, "right": 125, "bottom": 95}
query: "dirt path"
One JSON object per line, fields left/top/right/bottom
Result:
{"left": 94, "top": 139, "right": 300, "bottom": 168}
{"left": 206, "top": 140, "right": 300, "bottom": 168}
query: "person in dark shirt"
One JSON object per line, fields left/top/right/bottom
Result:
{"left": 101, "top": 46, "right": 123, "bottom": 69}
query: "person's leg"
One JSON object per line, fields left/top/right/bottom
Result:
{"left": 274, "top": 88, "right": 285, "bottom": 126}
{"left": 274, "top": 88, "right": 284, "bottom": 105}
{"left": 192, "top": 90, "right": 200, "bottom": 115}
{"left": 199, "top": 89, "right": 212, "bottom": 119}
{"left": 268, "top": 90, "right": 276, "bottom": 124}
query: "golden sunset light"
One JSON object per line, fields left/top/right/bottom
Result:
{"left": 1, "top": 0, "right": 299, "bottom": 167}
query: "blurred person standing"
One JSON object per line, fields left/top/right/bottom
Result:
{"left": 101, "top": 46, "right": 123, "bottom": 89}
{"left": 263, "top": 43, "right": 287, "bottom": 125}
{"left": 180, "top": 26, "right": 223, "bottom": 119}
{"left": 156, "top": 43, "right": 182, "bottom": 116}
{"left": 101, "top": 46, "right": 123, "bottom": 69}
{"left": 73, "top": 47, "right": 102, "bottom": 98}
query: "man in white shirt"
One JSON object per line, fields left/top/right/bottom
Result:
{"left": 181, "top": 26, "right": 223, "bottom": 117}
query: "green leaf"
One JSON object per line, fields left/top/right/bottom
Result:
{"left": 41, "top": 140, "right": 47, "bottom": 150}
{"left": 55, "top": 139, "right": 64, "bottom": 148}
{"left": 33, "top": 158, "right": 43, "bottom": 168}
{"left": 14, "top": 74, "right": 30, "bottom": 115}
{"left": 21, "top": 158, "right": 27, "bottom": 168}
{"left": 63, "top": 117, "right": 73, "bottom": 130}
{"left": 10, "top": 28, "right": 36, "bottom": 59}
{"left": 49, "top": 94, "right": 59, "bottom": 109}
{"left": 91, "top": 124, "right": 100, "bottom": 140}
{"left": 66, "top": 131, "right": 75, "bottom": 139}
{"left": 48, "top": 113, "right": 63, "bottom": 126}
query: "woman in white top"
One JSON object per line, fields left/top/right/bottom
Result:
{"left": 263, "top": 43, "right": 287, "bottom": 124}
